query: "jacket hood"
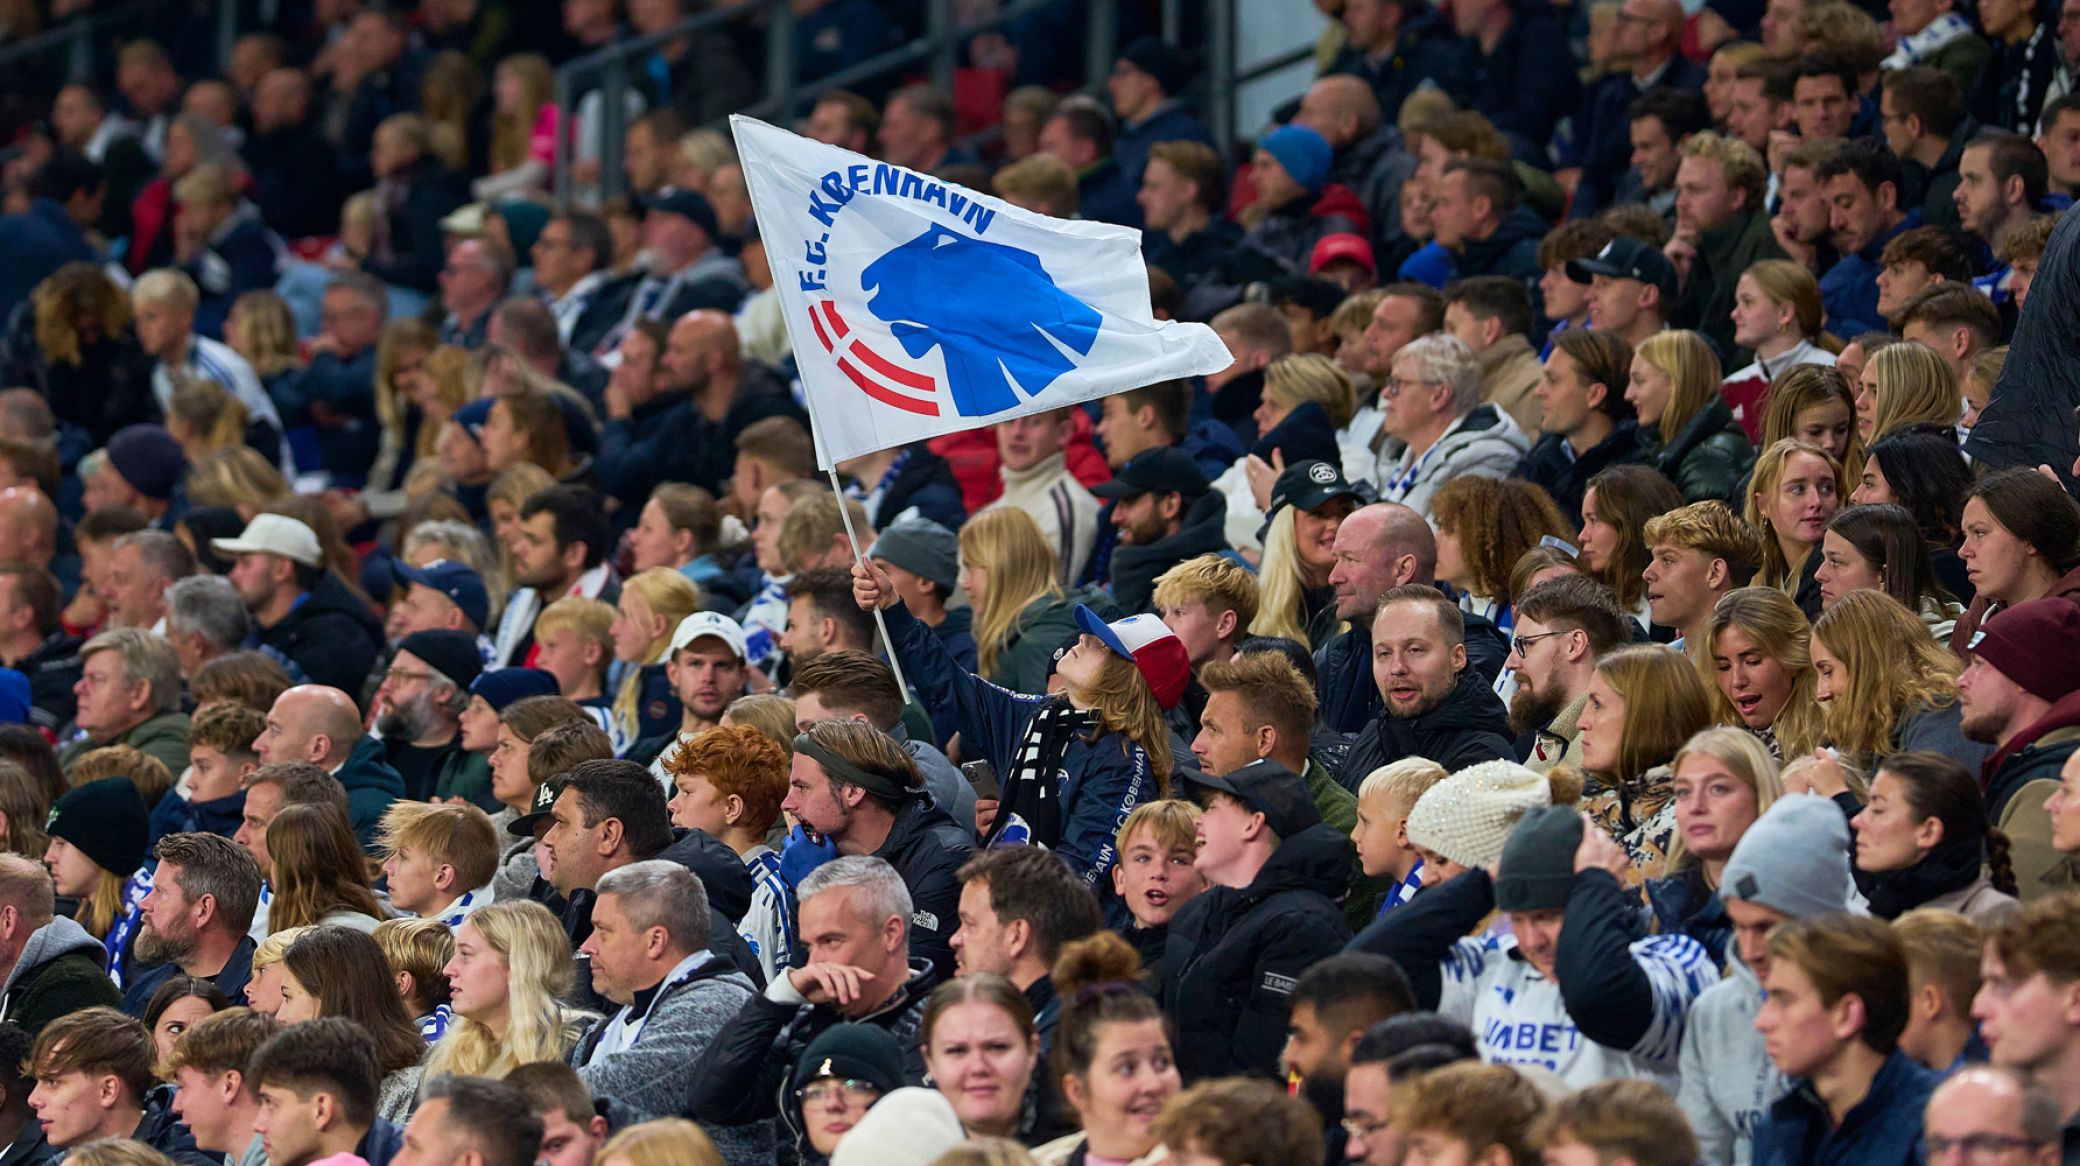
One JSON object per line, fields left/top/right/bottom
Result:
{"left": 1251, "top": 400, "right": 1342, "bottom": 466}
{"left": 337, "top": 735, "right": 406, "bottom": 799}
{"left": 1250, "top": 822, "right": 1359, "bottom": 901}
{"left": 1461, "top": 205, "right": 1548, "bottom": 263}
{"left": 1184, "top": 419, "right": 1247, "bottom": 478}
{"left": 1307, "top": 183, "right": 1371, "bottom": 235}
{"left": 1983, "top": 686, "right": 2080, "bottom": 806}
{"left": 1401, "top": 667, "right": 1511, "bottom": 734}
{"left": 659, "top": 827, "right": 756, "bottom": 923}
{"left": 1438, "top": 403, "right": 1529, "bottom": 458}
{"left": 879, "top": 796, "right": 970, "bottom": 865}
{"left": 1657, "top": 394, "right": 1743, "bottom": 468}
{"left": 1017, "top": 586, "right": 1119, "bottom": 645}
{"left": 2, "top": 915, "right": 104, "bottom": 997}
{"left": 301, "top": 571, "right": 385, "bottom": 641}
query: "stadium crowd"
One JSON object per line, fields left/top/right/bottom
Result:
{"left": 0, "top": 0, "right": 2075, "bottom": 1165}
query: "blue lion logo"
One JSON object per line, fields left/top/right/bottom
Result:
{"left": 859, "top": 224, "right": 1102, "bottom": 418}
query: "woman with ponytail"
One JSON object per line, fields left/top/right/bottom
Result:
{"left": 1033, "top": 932, "right": 1180, "bottom": 1166}
{"left": 1851, "top": 751, "right": 2018, "bottom": 925}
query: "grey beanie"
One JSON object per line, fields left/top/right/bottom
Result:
{"left": 1494, "top": 805, "right": 1584, "bottom": 913}
{"left": 1720, "top": 792, "right": 1855, "bottom": 920}
{"left": 867, "top": 514, "right": 960, "bottom": 593}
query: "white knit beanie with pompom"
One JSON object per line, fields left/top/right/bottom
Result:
{"left": 1403, "top": 759, "right": 1557, "bottom": 870}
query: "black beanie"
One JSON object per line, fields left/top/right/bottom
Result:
{"left": 1493, "top": 805, "right": 1584, "bottom": 913}
{"left": 46, "top": 776, "right": 149, "bottom": 878}
{"left": 792, "top": 1022, "right": 907, "bottom": 1097}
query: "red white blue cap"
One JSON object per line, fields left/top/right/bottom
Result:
{"left": 1074, "top": 606, "right": 1190, "bottom": 710}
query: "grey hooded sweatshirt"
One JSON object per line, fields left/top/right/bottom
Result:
{"left": 1675, "top": 793, "right": 1858, "bottom": 1166}
{"left": 0, "top": 916, "right": 120, "bottom": 1036}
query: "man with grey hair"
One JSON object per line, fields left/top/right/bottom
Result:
{"left": 1375, "top": 332, "right": 1528, "bottom": 516}
{"left": 690, "top": 855, "right": 933, "bottom": 1128}
{"left": 252, "top": 685, "right": 401, "bottom": 847}
{"left": 59, "top": 627, "right": 189, "bottom": 778}
{"left": 1923, "top": 1065, "right": 2063, "bottom": 1166}
{"left": 0, "top": 853, "right": 119, "bottom": 1035}
{"left": 163, "top": 575, "right": 250, "bottom": 678}
{"left": 102, "top": 530, "right": 194, "bottom": 633}
{"left": 120, "top": 833, "right": 260, "bottom": 1016}
{"left": 573, "top": 860, "right": 771, "bottom": 1161}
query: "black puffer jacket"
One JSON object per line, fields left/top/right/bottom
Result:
{"left": 1160, "top": 822, "right": 1354, "bottom": 1082}
{"left": 869, "top": 796, "right": 975, "bottom": 980}
{"left": 1336, "top": 668, "right": 1515, "bottom": 791}
{"left": 689, "top": 960, "right": 937, "bottom": 1130}
{"left": 1646, "top": 395, "right": 1755, "bottom": 505}
{"left": 1109, "top": 491, "right": 1232, "bottom": 615}
{"left": 254, "top": 571, "right": 383, "bottom": 694}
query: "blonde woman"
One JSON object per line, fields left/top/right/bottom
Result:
{"left": 957, "top": 508, "right": 1112, "bottom": 694}
{"left": 1249, "top": 460, "right": 1362, "bottom": 649}
{"left": 1702, "top": 587, "right": 1824, "bottom": 761}
{"left": 1721, "top": 259, "right": 1839, "bottom": 436}
{"left": 1571, "top": 645, "right": 1714, "bottom": 881}
{"left": 1812, "top": 589, "right": 1987, "bottom": 772}
{"left": 425, "top": 899, "right": 590, "bottom": 1079}
{"left": 351, "top": 319, "right": 440, "bottom": 526}
{"left": 1855, "top": 340, "right": 1962, "bottom": 443}
{"left": 165, "top": 378, "right": 248, "bottom": 462}
{"left": 1645, "top": 726, "right": 1781, "bottom": 965}
{"left": 1629, "top": 330, "right": 1753, "bottom": 502}
{"left": 608, "top": 568, "right": 702, "bottom": 745}
{"left": 1744, "top": 438, "right": 1843, "bottom": 618}
{"left": 1226, "top": 354, "right": 1360, "bottom": 549}
{"left": 487, "top": 462, "right": 557, "bottom": 586}
{"left": 186, "top": 446, "right": 289, "bottom": 520}
{"left": 225, "top": 291, "right": 303, "bottom": 397}
{"left": 477, "top": 53, "right": 558, "bottom": 202}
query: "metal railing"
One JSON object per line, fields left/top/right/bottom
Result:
{"left": 552, "top": 0, "right": 1123, "bottom": 205}
{"left": 0, "top": 0, "right": 204, "bottom": 85}
{"left": 541, "top": 0, "right": 1332, "bottom": 204}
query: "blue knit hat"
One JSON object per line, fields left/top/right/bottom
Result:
{"left": 1259, "top": 125, "right": 1331, "bottom": 193}
{"left": 468, "top": 667, "right": 558, "bottom": 712}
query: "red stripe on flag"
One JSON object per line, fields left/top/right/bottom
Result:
{"left": 839, "top": 357, "right": 939, "bottom": 416}
{"left": 808, "top": 303, "right": 836, "bottom": 353}
{"left": 824, "top": 301, "right": 851, "bottom": 338}
{"left": 853, "top": 339, "right": 935, "bottom": 392}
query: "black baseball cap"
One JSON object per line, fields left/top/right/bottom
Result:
{"left": 507, "top": 774, "right": 566, "bottom": 838}
{"left": 1091, "top": 446, "right": 1212, "bottom": 500}
{"left": 1566, "top": 236, "right": 1678, "bottom": 302}
{"left": 1268, "top": 459, "right": 1362, "bottom": 517}
{"left": 642, "top": 187, "right": 720, "bottom": 237}
{"left": 1185, "top": 759, "right": 1322, "bottom": 839}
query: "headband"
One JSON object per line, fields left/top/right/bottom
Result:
{"left": 794, "top": 733, "right": 914, "bottom": 802}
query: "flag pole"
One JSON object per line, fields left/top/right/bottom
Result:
{"left": 808, "top": 413, "right": 914, "bottom": 701}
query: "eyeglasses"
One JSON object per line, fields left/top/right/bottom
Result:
{"left": 1381, "top": 377, "right": 1438, "bottom": 400}
{"left": 1510, "top": 631, "right": 1563, "bottom": 657}
{"left": 1925, "top": 1134, "right": 2048, "bottom": 1162}
{"left": 795, "top": 1079, "right": 882, "bottom": 1108}
{"left": 1340, "top": 1116, "right": 1391, "bottom": 1142}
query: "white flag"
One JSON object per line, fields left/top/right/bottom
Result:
{"left": 729, "top": 115, "right": 1235, "bottom": 469}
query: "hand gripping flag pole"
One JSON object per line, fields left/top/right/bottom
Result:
{"left": 807, "top": 408, "right": 913, "bottom": 700}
